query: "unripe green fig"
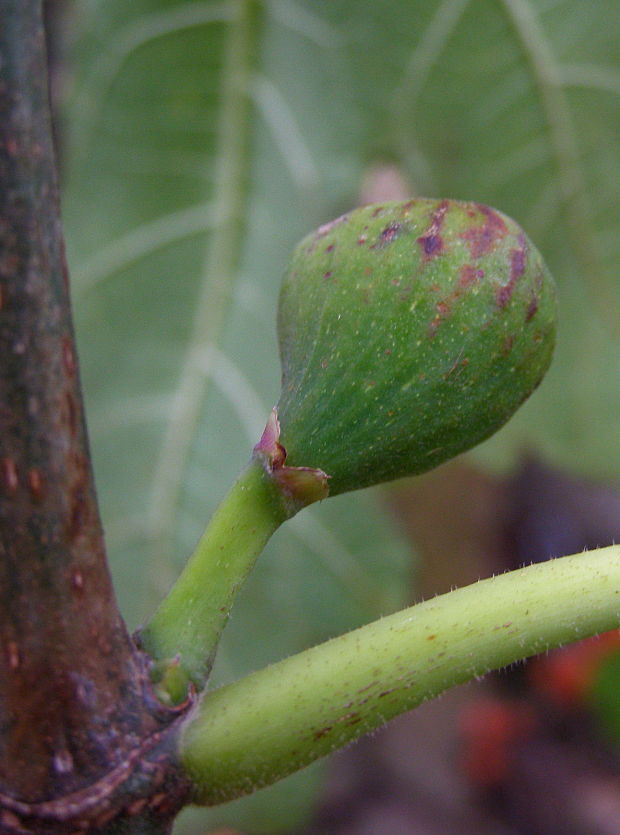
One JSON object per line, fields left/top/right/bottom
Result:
{"left": 269, "top": 199, "right": 556, "bottom": 498}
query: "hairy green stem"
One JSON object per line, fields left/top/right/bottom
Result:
{"left": 179, "top": 545, "right": 620, "bottom": 805}
{"left": 140, "top": 456, "right": 289, "bottom": 693}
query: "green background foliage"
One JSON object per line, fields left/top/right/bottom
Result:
{"left": 60, "top": 1, "right": 620, "bottom": 831}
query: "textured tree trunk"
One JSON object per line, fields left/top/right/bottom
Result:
{"left": 0, "top": 2, "right": 192, "bottom": 831}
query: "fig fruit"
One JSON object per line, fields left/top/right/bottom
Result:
{"left": 273, "top": 199, "right": 556, "bottom": 497}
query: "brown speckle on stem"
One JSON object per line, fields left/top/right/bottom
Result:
{"left": 62, "top": 335, "right": 77, "bottom": 376}
{"left": 65, "top": 390, "right": 78, "bottom": 437}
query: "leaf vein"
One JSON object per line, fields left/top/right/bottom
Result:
{"left": 498, "top": 0, "right": 617, "bottom": 333}
{"left": 73, "top": 202, "right": 218, "bottom": 294}
{"left": 146, "top": 0, "right": 262, "bottom": 570}
{"left": 69, "top": 2, "right": 232, "bottom": 159}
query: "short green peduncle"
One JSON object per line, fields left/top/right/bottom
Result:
{"left": 139, "top": 455, "right": 290, "bottom": 694}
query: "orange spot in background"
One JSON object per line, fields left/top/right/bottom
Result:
{"left": 528, "top": 630, "right": 620, "bottom": 709}
{"left": 458, "top": 698, "right": 537, "bottom": 787}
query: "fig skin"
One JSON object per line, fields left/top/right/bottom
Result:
{"left": 275, "top": 199, "right": 557, "bottom": 497}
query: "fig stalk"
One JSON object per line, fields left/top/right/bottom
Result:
{"left": 139, "top": 421, "right": 328, "bottom": 691}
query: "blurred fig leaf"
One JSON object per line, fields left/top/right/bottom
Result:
{"left": 61, "top": 0, "right": 620, "bottom": 831}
